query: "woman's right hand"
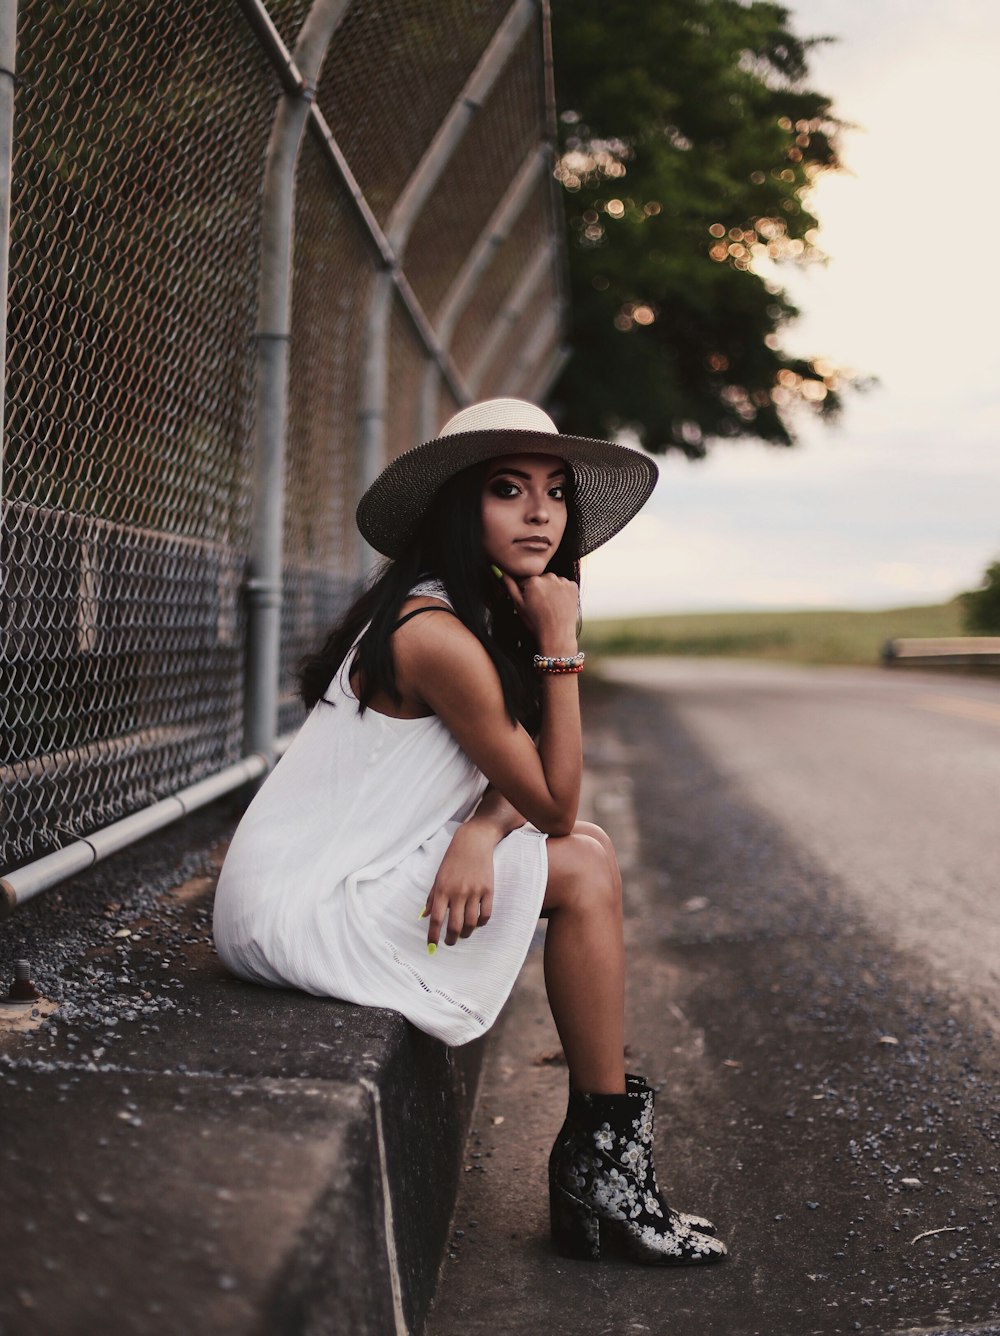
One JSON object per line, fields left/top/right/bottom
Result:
{"left": 423, "top": 822, "right": 496, "bottom": 949}
{"left": 500, "top": 571, "right": 579, "bottom": 654}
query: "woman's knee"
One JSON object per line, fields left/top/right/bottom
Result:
{"left": 573, "top": 820, "right": 619, "bottom": 868}
{"left": 544, "top": 831, "right": 618, "bottom": 913}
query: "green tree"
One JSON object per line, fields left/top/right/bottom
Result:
{"left": 961, "top": 560, "right": 1000, "bottom": 634}
{"left": 550, "top": 0, "right": 852, "bottom": 456}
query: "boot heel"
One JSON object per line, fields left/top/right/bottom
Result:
{"left": 549, "top": 1182, "right": 601, "bottom": 1260}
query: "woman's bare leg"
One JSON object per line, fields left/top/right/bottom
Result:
{"left": 541, "top": 827, "right": 626, "bottom": 1094}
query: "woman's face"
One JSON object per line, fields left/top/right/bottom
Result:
{"left": 480, "top": 452, "right": 569, "bottom": 579}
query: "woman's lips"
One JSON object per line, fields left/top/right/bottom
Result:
{"left": 514, "top": 537, "right": 551, "bottom": 549}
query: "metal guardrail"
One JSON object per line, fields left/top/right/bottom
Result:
{"left": 881, "top": 638, "right": 1000, "bottom": 669}
{"left": 1, "top": 0, "right": 568, "bottom": 890}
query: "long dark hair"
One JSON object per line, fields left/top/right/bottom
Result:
{"left": 299, "top": 459, "right": 581, "bottom": 732}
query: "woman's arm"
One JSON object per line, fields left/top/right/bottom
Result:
{"left": 421, "top": 787, "right": 525, "bottom": 948}
{"left": 394, "top": 571, "right": 583, "bottom": 838}
{"left": 397, "top": 571, "right": 581, "bottom": 951}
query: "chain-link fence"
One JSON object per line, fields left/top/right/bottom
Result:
{"left": 0, "top": 0, "right": 567, "bottom": 881}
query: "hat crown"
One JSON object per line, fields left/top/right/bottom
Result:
{"left": 439, "top": 397, "right": 558, "bottom": 439}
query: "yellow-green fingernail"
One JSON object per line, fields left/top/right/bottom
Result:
{"left": 427, "top": 942, "right": 437, "bottom": 956}
{"left": 419, "top": 906, "right": 428, "bottom": 919}
{"left": 490, "top": 564, "right": 503, "bottom": 579}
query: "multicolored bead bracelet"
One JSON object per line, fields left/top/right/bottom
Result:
{"left": 533, "top": 652, "right": 585, "bottom": 674}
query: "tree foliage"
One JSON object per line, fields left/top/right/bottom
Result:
{"left": 549, "top": 0, "right": 850, "bottom": 456}
{"left": 961, "top": 560, "right": 1000, "bottom": 634}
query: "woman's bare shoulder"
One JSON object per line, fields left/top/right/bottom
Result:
{"left": 393, "top": 596, "right": 491, "bottom": 672}
{"left": 394, "top": 596, "right": 474, "bottom": 644}
{"left": 391, "top": 595, "right": 494, "bottom": 714}
{"left": 394, "top": 593, "right": 462, "bottom": 632}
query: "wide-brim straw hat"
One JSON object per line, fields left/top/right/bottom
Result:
{"left": 356, "top": 398, "right": 659, "bottom": 560}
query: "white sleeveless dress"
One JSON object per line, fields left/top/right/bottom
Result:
{"left": 212, "top": 581, "right": 549, "bottom": 1046}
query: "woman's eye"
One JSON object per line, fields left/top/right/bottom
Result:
{"left": 549, "top": 486, "right": 565, "bottom": 500}
{"left": 492, "top": 481, "right": 520, "bottom": 497}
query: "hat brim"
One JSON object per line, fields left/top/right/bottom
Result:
{"left": 356, "top": 428, "right": 658, "bottom": 560}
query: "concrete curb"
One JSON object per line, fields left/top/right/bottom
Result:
{"left": 1, "top": 1004, "right": 482, "bottom": 1336}
{"left": 0, "top": 813, "right": 483, "bottom": 1336}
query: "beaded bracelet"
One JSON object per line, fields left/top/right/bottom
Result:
{"left": 534, "top": 652, "right": 585, "bottom": 674}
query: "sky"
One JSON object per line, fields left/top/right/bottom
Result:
{"left": 581, "top": 0, "right": 1000, "bottom": 617}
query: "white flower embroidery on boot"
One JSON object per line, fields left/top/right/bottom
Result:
{"left": 593, "top": 1123, "right": 615, "bottom": 1151}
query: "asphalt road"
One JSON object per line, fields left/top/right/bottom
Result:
{"left": 426, "top": 662, "right": 1000, "bottom": 1336}
{"left": 600, "top": 658, "right": 1000, "bottom": 1030}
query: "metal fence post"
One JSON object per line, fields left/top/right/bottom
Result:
{"left": 0, "top": 0, "right": 17, "bottom": 501}
{"left": 417, "top": 143, "right": 548, "bottom": 437}
{"left": 465, "top": 239, "right": 554, "bottom": 392}
{"left": 357, "top": 270, "right": 394, "bottom": 576}
{"left": 357, "top": 0, "right": 536, "bottom": 565}
{"left": 243, "top": 0, "right": 351, "bottom": 761}
{"left": 524, "top": 340, "right": 571, "bottom": 404}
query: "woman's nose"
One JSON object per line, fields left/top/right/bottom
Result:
{"left": 526, "top": 492, "right": 549, "bottom": 523}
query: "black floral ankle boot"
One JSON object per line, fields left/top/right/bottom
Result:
{"left": 548, "top": 1079, "right": 727, "bottom": 1265}
{"left": 624, "top": 1074, "right": 716, "bottom": 1235}
{"left": 549, "top": 1075, "right": 717, "bottom": 1236}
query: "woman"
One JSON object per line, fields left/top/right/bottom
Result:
{"left": 213, "top": 398, "right": 726, "bottom": 1266}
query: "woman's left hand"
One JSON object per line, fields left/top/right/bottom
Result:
{"left": 423, "top": 823, "right": 496, "bottom": 948}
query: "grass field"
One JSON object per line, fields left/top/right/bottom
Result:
{"left": 580, "top": 599, "right": 967, "bottom": 666}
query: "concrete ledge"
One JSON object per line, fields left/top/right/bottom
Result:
{"left": 0, "top": 812, "right": 483, "bottom": 1335}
